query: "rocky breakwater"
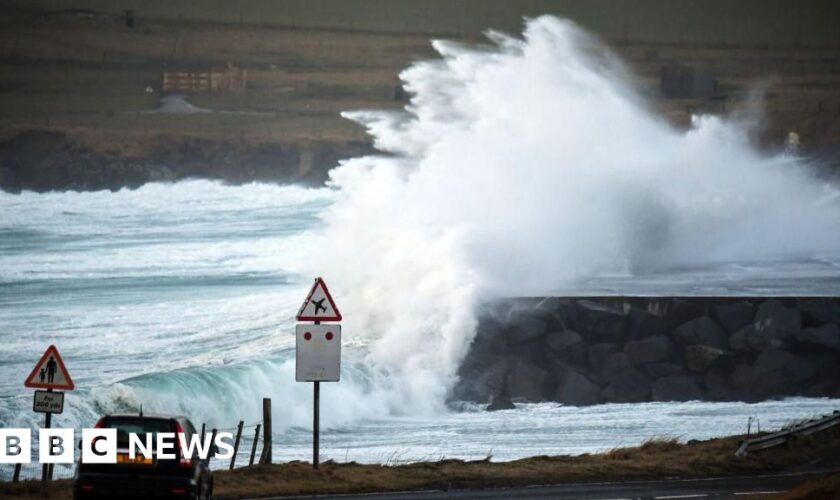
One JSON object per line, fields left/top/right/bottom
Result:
{"left": 452, "top": 297, "right": 840, "bottom": 408}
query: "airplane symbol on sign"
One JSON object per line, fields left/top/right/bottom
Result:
{"left": 296, "top": 277, "right": 341, "bottom": 322}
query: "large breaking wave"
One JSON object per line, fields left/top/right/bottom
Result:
{"left": 311, "top": 15, "right": 840, "bottom": 415}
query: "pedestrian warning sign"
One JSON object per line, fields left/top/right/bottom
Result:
{"left": 296, "top": 277, "right": 342, "bottom": 322}
{"left": 24, "top": 345, "right": 74, "bottom": 390}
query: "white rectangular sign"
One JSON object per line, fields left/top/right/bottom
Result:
{"left": 33, "top": 390, "right": 64, "bottom": 414}
{"left": 295, "top": 324, "right": 341, "bottom": 382}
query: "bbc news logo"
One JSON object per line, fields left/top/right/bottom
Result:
{"left": 0, "top": 429, "right": 235, "bottom": 464}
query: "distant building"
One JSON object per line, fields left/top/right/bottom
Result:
{"left": 162, "top": 62, "right": 246, "bottom": 93}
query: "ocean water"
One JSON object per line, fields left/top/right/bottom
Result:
{"left": 1, "top": 180, "right": 839, "bottom": 481}
{"left": 4, "top": 15, "right": 840, "bottom": 479}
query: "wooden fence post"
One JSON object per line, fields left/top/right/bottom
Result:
{"left": 249, "top": 424, "right": 261, "bottom": 466}
{"left": 230, "top": 421, "right": 243, "bottom": 470}
{"left": 259, "top": 398, "right": 272, "bottom": 464}
{"left": 208, "top": 428, "right": 218, "bottom": 459}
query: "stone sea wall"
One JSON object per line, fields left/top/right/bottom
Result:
{"left": 452, "top": 297, "right": 840, "bottom": 409}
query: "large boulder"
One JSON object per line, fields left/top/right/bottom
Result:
{"left": 546, "top": 330, "right": 586, "bottom": 364}
{"left": 553, "top": 369, "right": 602, "bottom": 406}
{"left": 599, "top": 352, "right": 633, "bottom": 380}
{"left": 730, "top": 349, "right": 814, "bottom": 400}
{"left": 587, "top": 343, "right": 618, "bottom": 369}
{"left": 713, "top": 301, "right": 754, "bottom": 334}
{"left": 534, "top": 297, "right": 562, "bottom": 314}
{"left": 797, "top": 300, "right": 840, "bottom": 326}
{"left": 666, "top": 300, "right": 706, "bottom": 328}
{"left": 673, "top": 317, "right": 728, "bottom": 349}
{"left": 731, "top": 364, "right": 760, "bottom": 394}
{"left": 652, "top": 375, "right": 703, "bottom": 401}
{"left": 532, "top": 298, "right": 572, "bottom": 332}
{"left": 730, "top": 364, "right": 786, "bottom": 400}
{"left": 473, "top": 317, "right": 509, "bottom": 351}
{"left": 574, "top": 300, "right": 626, "bottom": 341}
{"left": 643, "top": 362, "right": 685, "bottom": 379}
{"left": 486, "top": 384, "right": 515, "bottom": 411}
{"left": 730, "top": 321, "right": 790, "bottom": 352}
{"left": 702, "top": 369, "right": 733, "bottom": 400}
{"left": 625, "top": 308, "right": 671, "bottom": 340}
{"left": 684, "top": 345, "right": 731, "bottom": 373}
{"left": 505, "top": 361, "right": 550, "bottom": 402}
{"left": 506, "top": 310, "right": 548, "bottom": 345}
{"left": 814, "top": 355, "right": 840, "bottom": 383}
{"left": 625, "top": 335, "right": 675, "bottom": 366}
{"left": 753, "top": 348, "right": 815, "bottom": 383}
{"left": 602, "top": 369, "right": 651, "bottom": 403}
{"left": 452, "top": 358, "right": 509, "bottom": 402}
{"left": 459, "top": 318, "right": 507, "bottom": 373}
{"left": 725, "top": 301, "right": 799, "bottom": 353}
{"left": 797, "top": 324, "right": 840, "bottom": 351}
{"left": 754, "top": 299, "right": 801, "bottom": 337}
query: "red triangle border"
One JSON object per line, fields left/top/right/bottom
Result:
{"left": 24, "top": 344, "right": 75, "bottom": 391}
{"left": 296, "top": 277, "right": 342, "bottom": 322}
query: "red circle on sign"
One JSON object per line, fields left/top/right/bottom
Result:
{"left": 325, "top": 331, "right": 334, "bottom": 341}
{"left": 304, "top": 332, "right": 312, "bottom": 341}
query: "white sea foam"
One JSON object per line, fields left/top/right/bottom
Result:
{"left": 309, "top": 16, "right": 840, "bottom": 415}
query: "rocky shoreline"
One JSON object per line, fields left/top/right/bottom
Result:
{"left": 453, "top": 297, "right": 840, "bottom": 408}
{"left": 0, "top": 130, "right": 373, "bottom": 193}
{"left": 2, "top": 129, "right": 838, "bottom": 194}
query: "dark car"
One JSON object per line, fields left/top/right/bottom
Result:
{"left": 73, "top": 413, "right": 214, "bottom": 500}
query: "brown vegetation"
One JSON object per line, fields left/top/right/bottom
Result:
{"left": 779, "top": 472, "right": 840, "bottom": 500}
{"left": 3, "top": 429, "right": 840, "bottom": 499}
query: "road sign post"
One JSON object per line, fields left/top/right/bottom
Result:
{"left": 314, "top": 378, "right": 320, "bottom": 468}
{"left": 295, "top": 277, "right": 342, "bottom": 470}
{"left": 24, "top": 345, "right": 74, "bottom": 481}
{"left": 42, "top": 393, "right": 51, "bottom": 481}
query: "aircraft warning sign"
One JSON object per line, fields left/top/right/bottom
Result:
{"left": 296, "top": 277, "right": 342, "bottom": 322}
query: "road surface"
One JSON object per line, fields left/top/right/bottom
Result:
{"left": 249, "top": 469, "right": 834, "bottom": 499}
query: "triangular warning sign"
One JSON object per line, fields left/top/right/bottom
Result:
{"left": 297, "top": 277, "right": 342, "bottom": 322}
{"left": 25, "top": 345, "right": 74, "bottom": 391}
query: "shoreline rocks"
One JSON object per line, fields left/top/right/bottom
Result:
{"left": 452, "top": 297, "right": 840, "bottom": 407}
{"left": 0, "top": 129, "right": 373, "bottom": 193}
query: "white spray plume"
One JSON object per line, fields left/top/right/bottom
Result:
{"left": 307, "top": 16, "right": 840, "bottom": 415}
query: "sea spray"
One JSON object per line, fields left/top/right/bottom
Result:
{"left": 310, "top": 15, "right": 840, "bottom": 414}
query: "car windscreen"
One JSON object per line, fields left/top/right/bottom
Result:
{"left": 103, "top": 417, "right": 175, "bottom": 447}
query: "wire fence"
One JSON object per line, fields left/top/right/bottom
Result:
{"left": 201, "top": 419, "right": 267, "bottom": 471}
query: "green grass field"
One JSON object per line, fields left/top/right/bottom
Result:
{"left": 0, "top": 5, "right": 838, "bottom": 158}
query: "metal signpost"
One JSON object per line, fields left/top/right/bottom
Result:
{"left": 295, "top": 277, "right": 342, "bottom": 469}
{"left": 24, "top": 345, "right": 74, "bottom": 481}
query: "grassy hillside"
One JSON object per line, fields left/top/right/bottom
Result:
{"left": 0, "top": 4, "right": 838, "bottom": 191}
